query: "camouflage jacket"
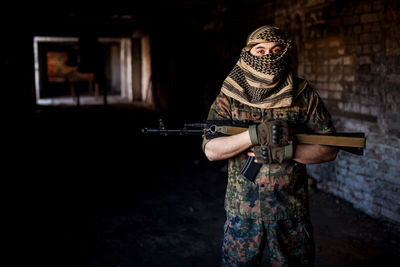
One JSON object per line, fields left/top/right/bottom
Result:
{"left": 203, "top": 78, "right": 335, "bottom": 220}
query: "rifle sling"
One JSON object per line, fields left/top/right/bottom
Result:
{"left": 218, "top": 126, "right": 365, "bottom": 148}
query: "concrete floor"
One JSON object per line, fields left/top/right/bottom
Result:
{"left": 34, "top": 160, "right": 399, "bottom": 267}
{"left": 20, "top": 106, "right": 400, "bottom": 267}
{"left": 92, "top": 165, "right": 400, "bottom": 267}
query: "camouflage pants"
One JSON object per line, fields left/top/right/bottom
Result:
{"left": 222, "top": 213, "right": 315, "bottom": 267}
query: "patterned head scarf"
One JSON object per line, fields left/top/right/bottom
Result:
{"left": 221, "top": 26, "right": 294, "bottom": 108}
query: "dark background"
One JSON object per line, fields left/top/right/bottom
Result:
{"left": 3, "top": 1, "right": 400, "bottom": 266}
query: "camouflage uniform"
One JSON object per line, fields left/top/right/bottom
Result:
{"left": 203, "top": 78, "right": 335, "bottom": 266}
{"left": 222, "top": 214, "right": 315, "bottom": 266}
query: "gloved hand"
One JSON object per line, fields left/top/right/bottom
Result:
{"left": 248, "top": 120, "right": 289, "bottom": 146}
{"left": 254, "top": 144, "right": 293, "bottom": 164}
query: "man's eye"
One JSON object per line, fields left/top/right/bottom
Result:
{"left": 256, "top": 49, "right": 265, "bottom": 54}
{"left": 272, "top": 48, "right": 283, "bottom": 54}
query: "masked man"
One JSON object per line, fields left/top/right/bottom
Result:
{"left": 203, "top": 26, "right": 338, "bottom": 266}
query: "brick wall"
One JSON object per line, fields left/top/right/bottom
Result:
{"left": 258, "top": 0, "right": 400, "bottom": 223}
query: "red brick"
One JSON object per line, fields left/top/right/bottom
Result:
{"left": 329, "top": 74, "right": 343, "bottom": 82}
{"left": 355, "top": 3, "right": 372, "bottom": 14}
{"left": 360, "top": 13, "right": 381, "bottom": 23}
{"left": 371, "top": 22, "right": 381, "bottom": 32}
{"left": 343, "top": 56, "right": 354, "bottom": 65}
{"left": 344, "top": 66, "right": 353, "bottom": 74}
{"left": 344, "top": 75, "right": 355, "bottom": 82}
{"left": 329, "top": 91, "right": 342, "bottom": 100}
{"left": 329, "top": 83, "right": 343, "bottom": 91}
{"left": 318, "top": 90, "right": 328, "bottom": 99}
{"left": 360, "top": 33, "right": 381, "bottom": 43}
{"left": 353, "top": 25, "right": 362, "bottom": 34}
{"left": 372, "top": 1, "right": 384, "bottom": 11}
{"left": 359, "top": 56, "right": 372, "bottom": 64}
{"left": 363, "top": 44, "right": 372, "bottom": 54}
{"left": 344, "top": 15, "right": 359, "bottom": 25}
{"left": 329, "top": 39, "right": 341, "bottom": 47}
{"left": 372, "top": 44, "right": 382, "bottom": 52}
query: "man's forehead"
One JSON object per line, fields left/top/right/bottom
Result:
{"left": 253, "top": 42, "right": 282, "bottom": 47}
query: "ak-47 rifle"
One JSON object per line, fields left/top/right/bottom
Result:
{"left": 142, "top": 119, "right": 366, "bottom": 181}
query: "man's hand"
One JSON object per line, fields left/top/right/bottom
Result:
{"left": 248, "top": 142, "right": 338, "bottom": 164}
{"left": 253, "top": 144, "right": 293, "bottom": 164}
{"left": 247, "top": 120, "right": 293, "bottom": 164}
{"left": 248, "top": 121, "right": 290, "bottom": 146}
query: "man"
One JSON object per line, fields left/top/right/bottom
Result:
{"left": 203, "top": 26, "right": 338, "bottom": 266}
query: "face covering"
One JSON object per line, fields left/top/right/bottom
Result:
{"left": 221, "top": 26, "right": 294, "bottom": 109}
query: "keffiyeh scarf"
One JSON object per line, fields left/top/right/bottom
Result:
{"left": 221, "top": 26, "right": 294, "bottom": 108}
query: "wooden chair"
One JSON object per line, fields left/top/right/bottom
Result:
{"left": 67, "top": 68, "right": 99, "bottom": 99}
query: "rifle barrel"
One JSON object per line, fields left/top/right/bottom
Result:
{"left": 141, "top": 128, "right": 204, "bottom": 135}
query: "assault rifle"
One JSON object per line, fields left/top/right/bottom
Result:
{"left": 142, "top": 119, "right": 366, "bottom": 181}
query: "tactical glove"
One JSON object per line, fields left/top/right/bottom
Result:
{"left": 254, "top": 144, "right": 293, "bottom": 164}
{"left": 248, "top": 120, "right": 289, "bottom": 146}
